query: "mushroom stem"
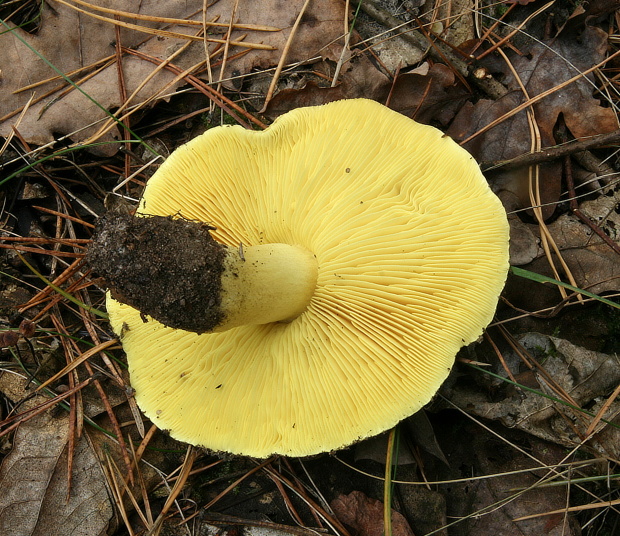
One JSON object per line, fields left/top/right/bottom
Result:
{"left": 217, "top": 243, "right": 318, "bottom": 331}
{"left": 88, "top": 213, "right": 318, "bottom": 334}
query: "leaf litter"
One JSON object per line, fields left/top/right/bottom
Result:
{"left": 1, "top": 0, "right": 620, "bottom": 535}
{"left": 448, "top": 25, "right": 619, "bottom": 219}
{"left": 0, "top": 0, "right": 345, "bottom": 153}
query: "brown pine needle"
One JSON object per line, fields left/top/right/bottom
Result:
{"left": 261, "top": 0, "right": 312, "bottom": 111}
{"left": 66, "top": 0, "right": 280, "bottom": 32}
{"left": 54, "top": 0, "right": 275, "bottom": 50}
{"left": 34, "top": 339, "right": 119, "bottom": 393}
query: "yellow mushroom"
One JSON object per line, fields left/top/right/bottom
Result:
{"left": 92, "top": 99, "right": 510, "bottom": 457}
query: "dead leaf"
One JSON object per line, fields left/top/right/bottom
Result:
{"left": 529, "top": 192, "right": 620, "bottom": 295}
{"left": 331, "top": 491, "right": 415, "bottom": 536}
{"left": 450, "top": 333, "right": 620, "bottom": 459}
{"left": 264, "top": 51, "right": 390, "bottom": 118}
{"left": 448, "top": 26, "right": 618, "bottom": 218}
{"left": 265, "top": 58, "right": 469, "bottom": 125}
{"left": 507, "top": 215, "right": 541, "bottom": 266}
{"left": 353, "top": 412, "right": 448, "bottom": 467}
{"left": 438, "top": 423, "right": 581, "bottom": 536}
{"left": 402, "top": 410, "right": 450, "bottom": 466}
{"left": 505, "top": 189, "right": 620, "bottom": 309}
{"left": 0, "top": 397, "right": 116, "bottom": 536}
{"left": 387, "top": 63, "right": 469, "bottom": 126}
{"left": 263, "top": 81, "right": 348, "bottom": 118}
{"left": 0, "top": 0, "right": 345, "bottom": 153}
{"left": 354, "top": 431, "right": 417, "bottom": 466}
{"left": 563, "top": 0, "right": 620, "bottom": 31}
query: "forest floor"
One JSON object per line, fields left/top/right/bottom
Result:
{"left": 1, "top": 1, "right": 620, "bottom": 535}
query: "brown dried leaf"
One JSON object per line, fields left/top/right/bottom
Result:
{"left": 440, "top": 425, "right": 581, "bottom": 536}
{"left": 354, "top": 431, "right": 417, "bottom": 466}
{"left": 331, "top": 491, "right": 415, "bottom": 536}
{"left": 262, "top": 81, "right": 347, "bottom": 119}
{"left": 448, "top": 26, "right": 618, "bottom": 216}
{"left": 264, "top": 60, "right": 468, "bottom": 125}
{"left": 0, "top": 398, "right": 115, "bottom": 536}
{"left": 450, "top": 333, "right": 620, "bottom": 459}
{"left": 264, "top": 52, "right": 389, "bottom": 118}
{"left": 529, "top": 192, "right": 620, "bottom": 295}
{"left": 505, "top": 190, "right": 620, "bottom": 309}
{"left": 0, "top": 0, "right": 344, "bottom": 152}
{"left": 387, "top": 63, "right": 469, "bottom": 126}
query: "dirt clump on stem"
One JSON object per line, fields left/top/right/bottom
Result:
{"left": 87, "top": 213, "right": 227, "bottom": 333}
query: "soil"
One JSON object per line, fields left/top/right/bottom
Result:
{"left": 87, "top": 212, "right": 227, "bottom": 333}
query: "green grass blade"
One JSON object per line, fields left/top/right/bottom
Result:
{"left": 15, "top": 251, "right": 108, "bottom": 319}
{"left": 0, "top": 141, "right": 139, "bottom": 187}
{"left": 468, "top": 363, "right": 620, "bottom": 431}
{"left": 510, "top": 266, "right": 620, "bottom": 309}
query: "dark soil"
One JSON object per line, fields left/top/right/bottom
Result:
{"left": 87, "top": 212, "right": 226, "bottom": 333}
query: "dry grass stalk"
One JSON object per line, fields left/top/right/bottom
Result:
{"left": 34, "top": 339, "right": 119, "bottom": 393}
{"left": 147, "top": 446, "right": 197, "bottom": 536}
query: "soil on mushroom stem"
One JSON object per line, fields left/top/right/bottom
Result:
{"left": 87, "top": 212, "right": 227, "bottom": 333}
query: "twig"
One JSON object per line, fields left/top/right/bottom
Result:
{"left": 350, "top": 0, "right": 508, "bottom": 99}
{"left": 33, "top": 206, "right": 95, "bottom": 228}
{"left": 564, "top": 152, "right": 620, "bottom": 256}
{"left": 0, "top": 245, "right": 84, "bottom": 257}
{"left": 481, "top": 128, "right": 620, "bottom": 171}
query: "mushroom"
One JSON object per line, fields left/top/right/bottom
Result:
{"left": 91, "top": 99, "right": 510, "bottom": 457}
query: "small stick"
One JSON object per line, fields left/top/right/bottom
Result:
{"left": 564, "top": 154, "right": 620, "bottom": 256}
{"left": 481, "top": 128, "right": 620, "bottom": 172}
{"left": 350, "top": 0, "right": 508, "bottom": 99}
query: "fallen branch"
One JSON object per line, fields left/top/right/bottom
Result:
{"left": 350, "top": 0, "right": 508, "bottom": 99}
{"left": 481, "top": 128, "right": 620, "bottom": 172}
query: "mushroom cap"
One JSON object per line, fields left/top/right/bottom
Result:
{"left": 108, "top": 99, "right": 510, "bottom": 457}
